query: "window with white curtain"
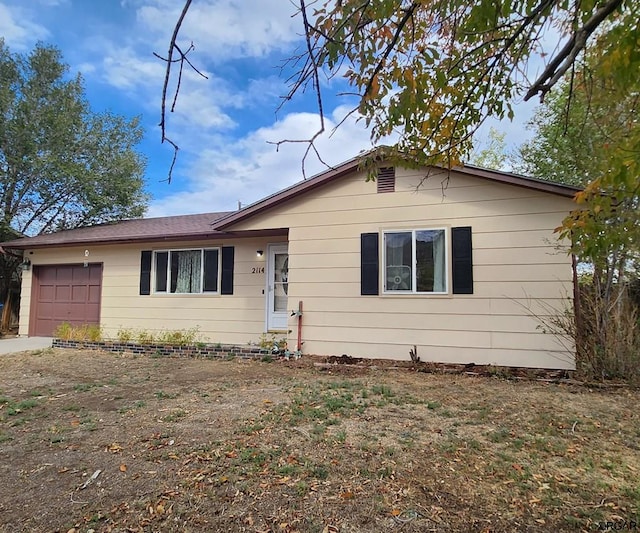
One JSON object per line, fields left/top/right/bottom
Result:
{"left": 384, "top": 229, "right": 447, "bottom": 293}
{"left": 153, "top": 249, "right": 219, "bottom": 294}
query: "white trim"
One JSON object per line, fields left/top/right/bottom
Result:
{"left": 382, "top": 228, "right": 449, "bottom": 295}
{"left": 151, "top": 247, "right": 221, "bottom": 295}
{"left": 265, "top": 243, "right": 289, "bottom": 331}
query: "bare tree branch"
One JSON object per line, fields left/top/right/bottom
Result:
{"left": 155, "top": 0, "right": 209, "bottom": 184}
{"left": 525, "top": 0, "right": 624, "bottom": 101}
{"left": 268, "top": 0, "right": 330, "bottom": 179}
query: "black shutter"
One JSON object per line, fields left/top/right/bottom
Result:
{"left": 452, "top": 227, "right": 473, "bottom": 294}
{"left": 361, "top": 233, "right": 379, "bottom": 295}
{"left": 203, "top": 249, "right": 219, "bottom": 292}
{"left": 139, "top": 250, "right": 152, "bottom": 295}
{"left": 221, "top": 246, "right": 234, "bottom": 295}
{"left": 155, "top": 251, "right": 168, "bottom": 292}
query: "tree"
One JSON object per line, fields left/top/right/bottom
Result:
{"left": 0, "top": 40, "right": 148, "bottom": 319}
{"left": 286, "top": 0, "right": 637, "bottom": 171}
{"left": 163, "top": 1, "right": 636, "bottom": 174}
{"left": 468, "top": 127, "right": 509, "bottom": 171}
{"left": 516, "top": 62, "right": 639, "bottom": 380}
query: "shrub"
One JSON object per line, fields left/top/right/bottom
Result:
{"left": 156, "top": 327, "right": 201, "bottom": 346}
{"left": 258, "top": 333, "right": 287, "bottom": 353}
{"left": 116, "top": 328, "right": 135, "bottom": 342}
{"left": 536, "top": 280, "right": 640, "bottom": 383}
{"left": 53, "top": 323, "right": 102, "bottom": 342}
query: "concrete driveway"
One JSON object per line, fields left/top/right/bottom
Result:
{"left": 0, "top": 336, "right": 52, "bottom": 355}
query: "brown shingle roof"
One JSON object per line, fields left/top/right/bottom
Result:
{"left": 0, "top": 212, "right": 231, "bottom": 250}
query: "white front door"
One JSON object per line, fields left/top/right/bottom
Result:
{"left": 266, "top": 244, "right": 289, "bottom": 331}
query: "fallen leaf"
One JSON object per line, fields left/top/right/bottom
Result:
{"left": 107, "top": 443, "right": 123, "bottom": 453}
{"left": 340, "top": 491, "right": 354, "bottom": 499}
{"left": 391, "top": 509, "right": 401, "bottom": 516}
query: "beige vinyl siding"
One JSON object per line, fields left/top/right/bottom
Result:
{"left": 228, "top": 167, "right": 575, "bottom": 369}
{"left": 20, "top": 237, "right": 285, "bottom": 344}
{"left": 18, "top": 164, "right": 575, "bottom": 369}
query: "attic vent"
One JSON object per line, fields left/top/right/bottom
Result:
{"left": 377, "top": 166, "right": 395, "bottom": 193}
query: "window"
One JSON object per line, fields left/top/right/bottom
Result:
{"left": 384, "top": 229, "right": 447, "bottom": 293}
{"left": 153, "top": 249, "right": 219, "bottom": 294}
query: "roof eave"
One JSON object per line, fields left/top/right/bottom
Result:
{"left": 0, "top": 227, "right": 291, "bottom": 250}
{"left": 214, "top": 159, "right": 580, "bottom": 231}
{"left": 454, "top": 165, "right": 580, "bottom": 198}
{"left": 214, "top": 157, "right": 362, "bottom": 230}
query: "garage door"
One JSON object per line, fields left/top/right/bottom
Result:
{"left": 30, "top": 264, "right": 102, "bottom": 336}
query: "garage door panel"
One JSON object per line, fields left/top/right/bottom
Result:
{"left": 36, "top": 302, "right": 53, "bottom": 318}
{"left": 89, "top": 267, "right": 101, "bottom": 283}
{"left": 38, "top": 286, "right": 55, "bottom": 300}
{"left": 72, "top": 286, "right": 87, "bottom": 301}
{"left": 72, "top": 268, "right": 89, "bottom": 283}
{"left": 88, "top": 285, "right": 101, "bottom": 303}
{"left": 39, "top": 269, "right": 57, "bottom": 283}
{"left": 55, "top": 286, "right": 71, "bottom": 301}
{"left": 56, "top": 266, "right": 72, "bottom": 282}
{"left": 31, "top": 264, "right": 102, "bottom": 336}
{"left": 69, "top": 303, "right": 89, "bottom": 322}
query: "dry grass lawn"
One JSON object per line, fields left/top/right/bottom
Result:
{"left": 0, "top": 348, "right": 638, "bottom": 532}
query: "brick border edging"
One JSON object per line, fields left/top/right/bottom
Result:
{"left": 52, "top": 339, "right": 271, "bottom": 359}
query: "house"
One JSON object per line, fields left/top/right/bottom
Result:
{"left": 0, "top": 154, "right": 580, "bottom": 369}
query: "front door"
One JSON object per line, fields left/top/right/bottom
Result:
{"left": 266, "top": 244, "right": 288, "bottom": 330}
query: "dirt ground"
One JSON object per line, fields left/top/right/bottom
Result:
{"left": 0, "top": 348, "right": 638, "bottom": 532}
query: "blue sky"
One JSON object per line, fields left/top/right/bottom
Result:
{"left": 1, "top": 0, "right": 540, "bottom": 218}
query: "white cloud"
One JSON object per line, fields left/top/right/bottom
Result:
{"left": 135, "top": 0, "right": 302, "bottom": 60}
{"left": 102, "top": 48, "right": 166, "bottom": 90}
{"left": 0, "top": 3, "right": 50, "bottom": 50}
{"left": 170, "top": 86, "right": 237, "bottom": 132}
{"left": 37, "top": 0, "right": 69, "bottom": 5}
{"left": 147, "top": 105, "right": 379, "bottom": 217}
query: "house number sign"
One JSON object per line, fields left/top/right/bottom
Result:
{"left": 251, "top": 266, "right": 265, "bottom": 274}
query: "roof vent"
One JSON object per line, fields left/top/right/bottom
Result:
{"left": 377, "top": 166, "right": 395, "bottom": 193}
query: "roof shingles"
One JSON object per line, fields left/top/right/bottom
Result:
{"left": 0, "top": 212, "right": 231, "bottom": 249}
